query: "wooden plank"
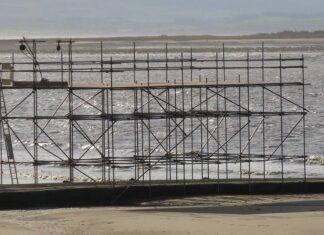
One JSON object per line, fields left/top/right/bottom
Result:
{"left": 67, "top": 81, "right": 304, "bottom": 89}
{"left": 4, "top": 134, "right": 14, "bottom": 159}
{"left": 1, "top": 80, "right": 304, "bottom": 89}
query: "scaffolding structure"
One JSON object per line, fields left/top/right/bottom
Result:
{"left": 0, "top": 39, "right": 307, "bottom": 186}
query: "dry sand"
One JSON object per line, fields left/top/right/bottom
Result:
{"left": 0, "top": 194, "right": 324, "bottom": 235}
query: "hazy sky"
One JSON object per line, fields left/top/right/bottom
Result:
{"left": 1, "top": 0, "right": 324, "bottom": 38}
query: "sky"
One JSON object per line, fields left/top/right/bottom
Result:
{"left": 0, "top": 0, "right": 324, "bottom": 38}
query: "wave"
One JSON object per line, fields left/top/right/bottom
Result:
{"left": 283, "top": 155, "right": 324, "bottom": 166}
{"left": 306, "top": 155, "right": 324, "bottom": 166}
{"left": 1, "top": 170, "right": 98, "bottom": 183}
{"left": 240, "top": 169, "right": 298, "bottom": 176}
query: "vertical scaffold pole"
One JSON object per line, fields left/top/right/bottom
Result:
{"left": 100, "top": 41, "right": 106, "bottom": 182}
{"left": 206, "top": 75, "right": 210, "bottom": 180}
{"left": 133, "top": 42, "right": 138, "bottom": 180}
{"left": 68, "top": 39, "right": 74, "bottom": 183}
{"left": 302, "top": 54, "right": 307, "bottom": 182}
{"left": 107, "top": 70, "right": 110, "bottom": 182}
{"left": 199, "top": 74, "right": 203, "bottom": 179}
{"left": 175, "top": 67, "right": 178, "bottom": 181}
{"left": 239, "top": 75, "right": 242, "bottom": 180}
{"left": 247, "top": 51, "right": 251, "bottom": 186}
{"left": 110, "top": 57, "right": 115, "bottom": 187}
{"left": 147, "top": 53, "right": 152, "bottom": 190}
{"left": 222, "top": 43, "right": 228, "bottom": 180}
{"left": 216, "top": 52, "right": 220, "bottom": 189}
{"left": 61, "top": 51, "right": 64, "bottom": 87}
{"left": 190, "top": 48, "right": 194, "bottom": 180}
{"left": 181, "top": 52, "right": 186, "bottom": 185}
{"left": 165, "top": 43, "right": 170, "bottom": 181}
{"left": 140, "top": 77, "right": 144, "bottom": 182}
{"left": 280, "top": 54, "right": 284, "bottom": 183}
{"left": 33, "top": 40, "right": 38, "bottom": 184}
{"left": 262, "top": 42, "right": 266, "bottom": 180}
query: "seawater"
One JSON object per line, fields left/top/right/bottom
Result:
{"left": 0, "top": 46, "right": 323, "bottom": 184}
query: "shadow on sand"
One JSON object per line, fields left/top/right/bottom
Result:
{"left": 131, "top": 200, "right": 324, "bottom": 215}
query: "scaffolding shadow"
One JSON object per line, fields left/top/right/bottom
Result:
{"left": 132, "top": 199, "right": 324, "bottom": 215}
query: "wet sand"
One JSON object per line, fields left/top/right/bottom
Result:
{"left": 0, "top": 194, "right": 324, "bottom": 235}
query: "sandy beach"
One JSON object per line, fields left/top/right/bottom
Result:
{"left": 0, "top": 194, "right": 324, "bottom": 235}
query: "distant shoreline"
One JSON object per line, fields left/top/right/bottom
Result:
{"left": 2, "top": 30, "right": 324, "bottom": 42}
{"left": 1, "top": 31, "right": 324, "bottom": 54}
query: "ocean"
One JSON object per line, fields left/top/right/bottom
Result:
{"left": 0, "top": 39, "right": 323, "bottom": 184}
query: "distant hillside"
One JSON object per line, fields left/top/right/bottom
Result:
{"left": 248, "top": 30, "right": 324, "bottom": 39}
{"left": 103, "top": 31, "right": 324, "bottom": 42}
{"left": 1, "top": 30, "right": 324, "bottom": 54}
{"left": 2, "top": 30, "right": 324, "bottom": 42}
